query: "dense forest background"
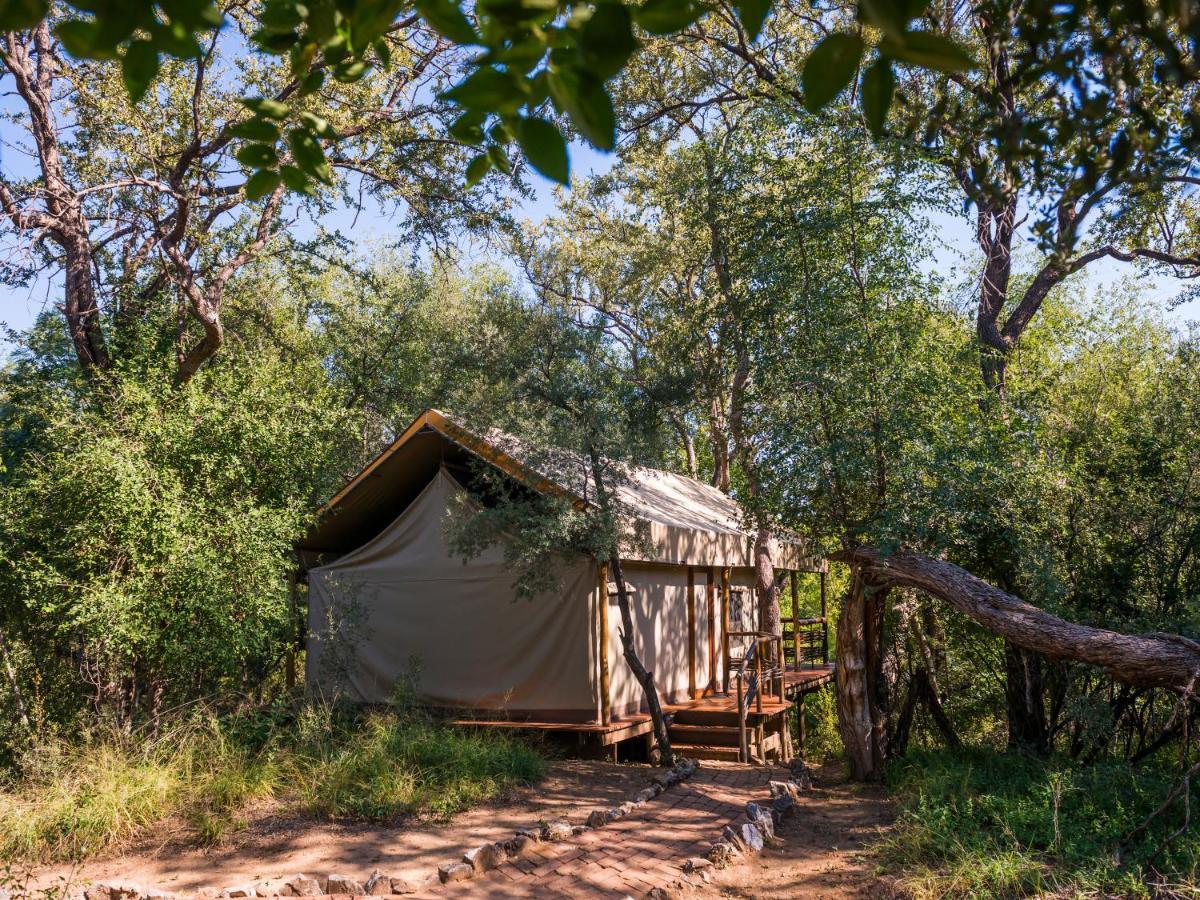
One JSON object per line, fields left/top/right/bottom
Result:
{"left": 2, "top": 2, "right": 1200, "bottom": 894}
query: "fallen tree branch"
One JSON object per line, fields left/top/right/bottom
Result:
{"left": 832, "top": 547, "right": 1200, "bottom": 693}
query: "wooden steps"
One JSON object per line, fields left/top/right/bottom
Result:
{"left": 668, "top": 724, "right": 740, "bottom": 747}
{"left": 668, "top": 742, "right": 744, "bottom": 762}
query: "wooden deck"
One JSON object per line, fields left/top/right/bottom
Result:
{"left": 452, "top": 667, "right": 835, "bottom": 749}
{"left": 784, "top": 663, "right": 836, "bottom": 694}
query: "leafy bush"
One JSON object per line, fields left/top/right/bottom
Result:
{"left": 0, "top": 701, "right": 546, "bottom": 863}
{"left": 877, "top": 748, "right": 1200, "bottom": 898}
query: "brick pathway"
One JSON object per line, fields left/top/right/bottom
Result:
{"left": 421, "top": 763, "right": 782, "bottom": 898}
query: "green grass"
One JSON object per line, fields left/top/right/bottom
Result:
{"left": 876, "top": 747, "right": 1200, "bottom": 898}
{"left": 0, "top": 700, "right": 546, "bottom": 863}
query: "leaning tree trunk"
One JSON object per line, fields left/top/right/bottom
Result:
{"left": 831, "top": 545, "right": 1200, "bottom": 781}
{"left": 609, "top": 554, "right": 674, "bottom": 766}
{"left": 836, "top": 547, "right": 1200, "bottom": 692}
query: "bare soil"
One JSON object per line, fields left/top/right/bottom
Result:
{"left": 687, "top": 761, "right": 897, "bottom": 899}
{"left": 33, "top": 760, "right": 656, "bottom": 896}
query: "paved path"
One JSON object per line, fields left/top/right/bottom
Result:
{"left": 423, "top": 763, "right": 783, "bottom": 898}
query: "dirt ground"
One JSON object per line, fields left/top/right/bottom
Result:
{"left": 686, "top": 761, "right": 896, "bottom": 900}
{"left": 28, "top": 758, "right": 896, "bottom": 899}
{"left": 32, "top": 760, "right": 656, "bottom": 896}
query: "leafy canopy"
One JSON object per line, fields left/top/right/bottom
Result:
{"left": 13, "top": 0, "right": 1173, "bottom": 194}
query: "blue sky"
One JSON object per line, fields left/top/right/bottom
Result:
{"left": 1, "top": 138, "right": 1196, "bottom": 352}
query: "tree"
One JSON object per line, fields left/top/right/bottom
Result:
{"left": 446, "top": 295, "right": 682, "bottom": 764}
{"left": 0, "top": 12, "right": 495, "bottom": 382}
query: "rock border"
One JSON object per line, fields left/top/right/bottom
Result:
{"left": 78, "top": 758, "right": 701, "bottom": 900}
{"left": 677, "top": 759, "right": 813, "bottom": 890}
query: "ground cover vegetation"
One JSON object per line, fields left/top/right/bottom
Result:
{"left": 1, "top": 0, "right": 1200, "bottom": 895}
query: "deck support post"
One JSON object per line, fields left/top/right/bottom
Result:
{"left": 797, "top": 692, "right": 806, "bottom": 759}
{"left": 599, "top": 562, "right": 612, "bottom": 726}
{"left": 720, "top": 567, "right": 731, "bottom": 694}
{"left": 707, "top": 567, "right": 717, "bottom": 695}
{"left": 687, "top": 566, "right": 697, "bottom": 699}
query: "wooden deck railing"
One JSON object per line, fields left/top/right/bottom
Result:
{"left": 781, "top": 615, "right": 829, "bottom": 670}
{"left": 729, "top": 630, "right": 783, "bottom": 763}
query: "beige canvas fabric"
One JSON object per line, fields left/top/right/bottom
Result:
{"left": 474, "top": 423, "right": 815, "bottom": 570}
{"left": 307, "top": 470, "right": 597, "bottom": 714}
{"left": 599, "top": 564, "right": 761, "bottom": 718}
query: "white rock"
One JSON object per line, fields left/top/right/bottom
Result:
{"left": 324, "top": 874, "right": 363, "bottom": 894}
{"left": 364, "top": 870, "right": 391, "bottom": 896}
{"left": 541, "top": 819, "right": 573, "bottom": 841}
{"left": 587, "top": 808, "right": 614, "bottom": 828}
{"left": 283, "top": 875, "right": 322, "bottom": 897}
{"left": 738, "top": 821, "right": 765, "bottom": 853}
{"left": 464, "top": 842, "right": 505, "bottom": 873}
{"left": 438, "top": 862, "right": 473, "bottom": 883}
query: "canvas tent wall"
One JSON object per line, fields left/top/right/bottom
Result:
{"left": 307, "top": 469, "right": 600, "bottom": 716}
{"left": 298, "top": 409, "right": 825, "bottom": 722}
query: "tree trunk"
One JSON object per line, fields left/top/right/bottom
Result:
{"left": 63, "top": 235, "right": 109, "bottom": 372}
{"left": 0, "top": 626, "right": 31, "bottom": 731}
{"left": 754, "top": 525, "right": 781, "bottom": 637}
{"left": 1004, "top": 640, "right": 1050, "bottom": 752}
{"left": 836, "top": 569, "right": 890, "bottom": 780}
{"left": 609, "top": 554, "right": 674, "bottom": 766}
{"left": 835, "top": 547, "right": 1200, "bottom": 692}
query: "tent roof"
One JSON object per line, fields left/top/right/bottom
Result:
{"left": 299, "top": 409, "right": 823, "bottom": 571}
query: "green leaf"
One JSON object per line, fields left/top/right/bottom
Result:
{"left": 373, "top": 37, "right": 392, "bottom": 68}
{"left": 333, "top": 59, "right": 369, "bottom": 82}
{"left": 0, "top": 0, "right": 48, "bottom": 30}
{"left": 300, "top": 112, "right": 337, "bottom": 139}
{"left": 236, "top": 143, "right": 280, "bottom": 168}
{"left": 244, "top": 169, "right": 282, "bottom": 200}
{"left": 230, "top": 118, "right": 282, "bottom": 143}
{"left": 121, "top": 40, "right": 159, "bottom": 104}
{"left": 802, "top": 32, "right": 864, "bottom": 112}
{"left": 415, "top": 0, "right": 481, "bottom": 45}
{"left": 56, "top": 20, "right": 103, "bottom": 58}
{"left": 516, "top": 116, "right": 569, "bottom": 184}
{"left": 547, "top": 67, "right": 616, "bottom": 151}
{"left": 732, "top": 0, "right": 771, "bottom": 41}
{"left": 242, "top": 97, "right": 291, "bottom": 120}
{"left": 579, "top": 2, "right": 639, "bottom": 79}
{"left": 634, "top": 0, "right": 707, "bottom": 36}
{"left": 465, "top": 153, "right": 492, "bottom": 187}
{"left": 449, "top": 111, "right": 486, "bottom": 144}
{"left": 299, "top": 69, "right": 326, "bottom": 95}
{"left": 857, "top": 0, "right": 909, "bottom": 36}
{"left": 487, "top": 143, "right": 513, "bottom": 174}
{"left": 287, "top": 127, "right": 333, "bottom": 183}
{"left": 860, "top": 58, "right": 894, "bottom": 135}
{"left": 881, "top": 31, "right": 974, "bottom": 72}
{"left": 441, "top": 65, "right": 527, "bottom": 113}
{"left": 279, "top": 164, "right": 312, "bottom": 193}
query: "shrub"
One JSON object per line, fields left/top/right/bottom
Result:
{"left": 0, "top": 701, "right": 546, "bottom": 863}
{"left": 876, "top": 747, "right": 1200, "bottom": 898}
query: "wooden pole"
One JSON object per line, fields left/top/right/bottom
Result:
{"left": 720, "top": 567, "right": 731, "bottom": 694}
{"left": 789, "top": 570, "right": 800, "bottom": 672}
{"left": 707, "top": 567, "right": 717, "bottom": 694}
{"left": 599, "top": 562, "right": 612, "bottom": 725}
{"left": 820, "top": 569, "right": 829, "bottom": 663}
{"left": 687, "top": 566, "right": 697, "bottom": 699}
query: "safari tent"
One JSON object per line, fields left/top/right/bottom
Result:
{"left": 297, "top": 410, "right": 829, "bottom": 738}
